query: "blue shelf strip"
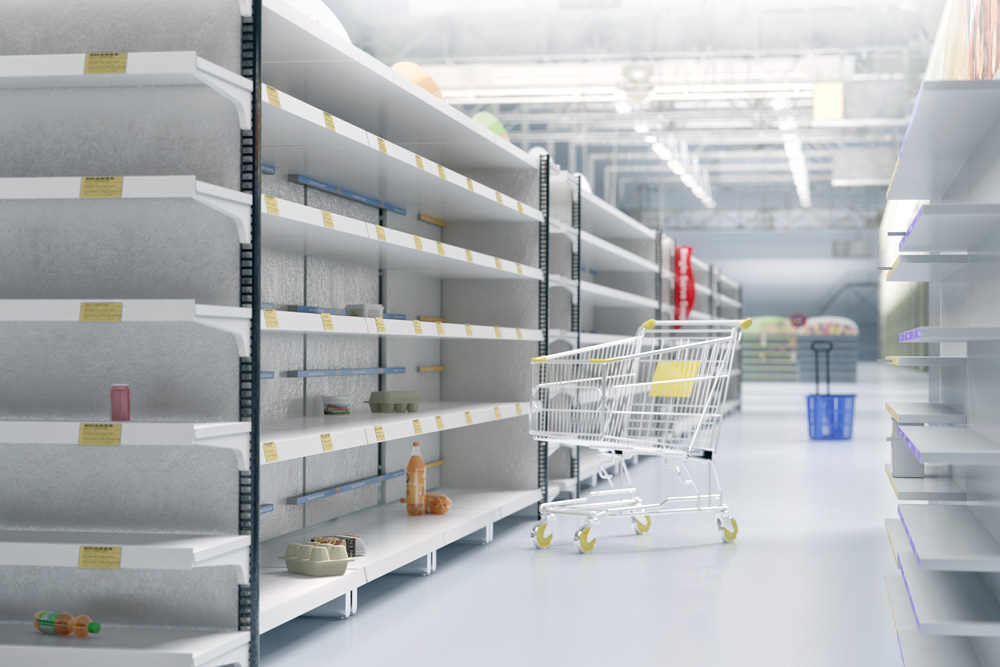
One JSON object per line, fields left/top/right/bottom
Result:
{"left": 290, "top": 469, "right": 406, "bottom": 505}
{"left": 383, "top": 313, "right": 406, "bottom": 320}
{"left": 262, "top": 163, "right": 276, "bottom": 175}
{"left": 259, "top": 504, "right": 275, "bottom": 515}
{"left": 260, "top": 372, "right": 275, "bottom": 380}
{"left": 293, "top": 174, "right": 406, "bottom": 216}
{"left": 284, "top": 367, "right": 405, "bottom": 378}
{"left": 290, "top": 305, "right": 348, "bottom": 316}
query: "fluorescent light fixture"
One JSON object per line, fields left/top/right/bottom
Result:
{"left": 614, "top": 101, "right": 633, "bottom": 114}
{"left": 643, "top": 135, "right": 658, "bottom": 144}
{"left": 680, "top": 173, "right": 697, "bottom": 188}
{"left": 651, "top": 142, "right": 673, "bottom": 161}
{"left": 667, "top": 159, "right": 685, "bottom": 175}
{"left": 634, "top": 121, "right": 650, "bottom": 134}
{"left": 769, "top": 97, "right": 791, "bottom": 111}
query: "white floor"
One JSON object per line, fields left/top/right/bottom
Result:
{"left": 261, "top": 362, "right": 923, "bottom": 667}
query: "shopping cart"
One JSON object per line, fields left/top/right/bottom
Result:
{"left": 805, "top": 340, "right": 855, "bottom": 440}
{"left": 529, "top": 318, "right": 750, "bottom": 553}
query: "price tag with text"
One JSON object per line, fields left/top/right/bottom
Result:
{"left": 436, "top": 321, "right": 445, "bottom": 336}
{"left": 80, "top": 177, "right": 123, "bottom": 199}
{"left": 264, "top": 195, "right": 279, "bottom": 216}
{"left": 374, "top": 425, "right": 385, "bottom": 441}
{"left": 435, "top": 416, "right": 444, "bottom": 430}
{"left": 464, "top": 411, "right": 473, "bottom": 425}
{"left": 265, "top": 85, "right": 281, "bottom": 107}
{"left": 413, "top": 321, "right": 423, "bottom": 335}
{"left": 263, "top": 309, "right": 280, "bottom": 329}
{"left": 323, "top": 112, "right": 336, "bottom": 132}
{"left": 320, "top": 433, "right": 333, "bottom": 452}
{"left": 494, "top": 407, "right": 502, "bottom": 419}
{"left": 377, "top": 137, "right": 388, "bottom": 154}
{"left": 84, "top": 52, "right": 127, "bottom": 75}
{"left": 494, "top": 326, "right": 502, "bottom": 338}
{"left": 412, "top": 419, "right": 423, "bottom": 435}
{"left": 78, "top": 546, "right": 122, "bottom": 570}
{"left": 415, "top": 155, "right": 424, "bottom": 170}
{"left": 321, "top": 313, "right": 334, "bottom": 331}
{"left": 322, "top": 210, "right": 335, "bottom": 229}
{"left": 80, "top": 302, "right": 122, "bottom": 322}
{"left": 375, "top": 317, "right": 386, "bottom": 333}
{"left": 516, "top": 404, "right": 523, "bottom": 415}
{"left": 375, "top": 225, "right": 387, "bottom": 241}
{"left": 263, "top": 442, "right": 278, "bottom": 463}
{"left": 465, "top": 324, "right": 473, "bottom": 337}
{"left": 413, "top": 236, "right": 423, "bottom": 251}
{"left": 78, "top": 423, "right": 122, "bottom": 446}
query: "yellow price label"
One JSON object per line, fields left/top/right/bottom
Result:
{"left": 435, "top": 321, "right": 445, "bottom": 336}
{"left": 263, "top": 442, "right": 278, "bottom": 463}
{"left": 414, "top": 236, "right": 423, "bottom": 251}
{"left": 435, "top": 416, "right": 444, "bottom": 430}
{"left": 377, "top": 137, "right": 388, "bottom": 154}
{"left": 464, "top": 411, "right": 473, "bottom": 425}
{"left": 496, "top": 192, "right": 503, "bottom": 204}
{"left": 436, "top": 241, "right": 445, "bottom": 256}
{"left": 466, "top": 178, "right": 474, "bottom": 192}
{"left": 78, "top": 546, "right": 122, "bottom": 570}
{"left": 494, "top": 326, "right": 502, "bottom": 338}
{"left": 80, "top": 302, "right": 122, "bottom": 322}
{"left": 465, "top": 249, "right": 474, "bottom": 262}
{"left": 322, "top": 210, "right": 335, "bottom": 229}
{"left": 465, "top": 324, "right": 473, "bottom": 337}
{"left": 376, "top": 225, "right": 387, "bottom": 241}
{"left": 412, "top": 419, "right": 423, "bottom": 435}
{"left": 78, "top": 423, "right": 122, "bottom": 446}
{"left": 375, "top": 317, "right": 386, "bottom": 333}
{"left": 437, "top": 164, "right": 446, "bottom": 179}
{"left": 321, "top": 313, "right": 334, "bottom": 331}
{"left": 264, "top": 195, "right": 279, "bottom": 216}
{"left": 495, "top": 257, "right": 503, "bottom": 270}
{"left": 84, "top": 52, "right": 127, "bottom": 75}
{"left": 516, "top": 328, "right": 523, "bottom": 339}
{"left": 323, "top": 112, "right": 336, "bottom": 132}
{"left": 413, "top": 320, "right": 423, "bottom": 335}
{"left": 265, "top": 85, "right": 281, "bottom": 107}
{"left": 517, "top": 263, "right": 523, "bottom": 275}
{"left": 374, "top": 425, "right": 385, "bottom": 441}
{"left": 493, "top": 407, "right": 501, "bottom": 419}
{"left": 320, "top": 433, "right": 333, "bottom": 452}
{"left": 516, "top": 404, "right": 523, "bottom": 416}
{"left": 80, "top": 176, "right": 123, "bottom": 199}
{"left": 415, "top": 155, "right": 424, "bottom": 170}
{"left": 517, "top": 202, "right": 524, "bottom": 214}
{"left": 263, "top": 309, "right": 280, "bottom": 329}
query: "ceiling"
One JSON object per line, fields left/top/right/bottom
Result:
{"left": 325, "top": 0, "right": 945, "bottom": 230}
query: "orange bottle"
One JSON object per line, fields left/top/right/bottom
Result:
{"left": 34, "top": 611, "right": 101, "bottom": 638}
{"left": 406, "top": 442, "right": 426, "bottom": 516}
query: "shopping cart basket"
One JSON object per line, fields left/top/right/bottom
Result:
{"left": 805, "top": 340, "right": 855, "bottom": 440}
{"left": 529, "top": 318, "right": 750, "bottom": 553}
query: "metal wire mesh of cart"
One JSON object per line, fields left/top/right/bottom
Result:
{"left": 530, "top": 319, "right": 749, "bottom": 456}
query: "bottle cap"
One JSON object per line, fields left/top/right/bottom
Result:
{"left": 88, "top": 622, "right": 101, "bottom": 634}
{"left": 413, "top": 442, "right": 419, "bottom": 447}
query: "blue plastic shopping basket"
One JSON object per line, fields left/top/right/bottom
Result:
{"left": 806, "top": 340, "right": 855, "bottom": 440}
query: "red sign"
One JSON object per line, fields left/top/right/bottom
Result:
{"left": 790, "top": 313, "right": 807, "bottom": 327}
{"left": 674, "top": 245, "right": 695, "bottom": 323}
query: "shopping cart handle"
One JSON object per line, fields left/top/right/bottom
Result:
{"left": 810, "top": 340, "right": 834, "bottom": 352}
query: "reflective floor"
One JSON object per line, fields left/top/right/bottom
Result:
{"left": 262, "top": 363, "right": 923, "bottom": 667}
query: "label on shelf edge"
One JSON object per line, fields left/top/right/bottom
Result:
{"left": 413, "top": 320, "right": 423, "bottom": 335}
{"left": 263, "top": 442, "right": 278, "bottom": 462}
{"left": 79, "top": 176, "right": 123, "bottom": 199}
{"left": 436, "top": 242, "right": 445, "bottom": 256}
{"left": 517, "top": 263, "right": 523, "bottom": 275}
{"left": 464, "top": 324, "right": 473, "bottom": 337}
{"left": 412, "top": 419, "right": 423, "bottom": 435}
{"left": 265, "top": 85, "right": 281, "bottom": 108}
{"left": 374, "top": 425, "right": 385, "bottom": 441}
{"left": 493, "top": 407, "right": 501, "bottom": 419}
{"left": 78, "top": 423, "right": 122, "bottom": 446}
{"left": 437, "top": 164, "right": 446, "bottom": 179}
{"left": 464, "top": 411, "right": 472, "bottom": 425}
{"left": 516, "top": 404, "right": 523, "bottom": 415}
{"left": 465, "top": 249, "right": 473, "bottom": 262}
{"left": 466, "top": 177, "right": 474, "bottom": 192}
{"left": 79, "top": 302, "right": 123, "bottom": 323}
{"left": 435, "top": 321, "right": 445, "bottom": 336}
{"left": 263, "top": 309, "right": 280, "bottom": 329}
{"left": 496, "top": 192, "right": 503, "bottom": 204}
{"left": 321, "top": 313, "right": 334, "bottom": 331}
{"left": 377, "top": 137, "right": 388, "bottom": 154}
{"left": 495, "top": 257, "right": 503, "bottom": 270}
{"left": 517, "top": 202, "right": 524, "bottom": 214}
{"left": 435, "top": 416, "right": 444, "bottom": 429}
{"left": 263, "top": 195, "right": 279, "bottom": 216}
{"left": 376, "top": 226, "right": 387, "bottom": 242}
{"left": 320, "top": 433, "right": 333, "bottom": 452}
{"left": 375, "top": 317, "right": 386, "bottom": 333}
{"left": 413, "top": 236, "right": 423, "bottom": 251}
{"left": 323, "top": 112, "right": 336, "bottom": 132}
{"left": 84, "top": 52, "right": 127, "bottom": 75}
{"left": 415, "top": 155, "right": 424, "bottom": 170}
{"left": 516, "top": 328, "right": 523, "bottom": 339}
{"left": 322, "top": 210, "right": 335, "bottom": 229}
{"left": 78, "top": 546, "right": 122, "bottom": 570}
{"left": 494, "top": 326, "right": 502, "bottom": 338}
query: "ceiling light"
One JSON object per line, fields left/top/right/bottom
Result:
{"left": 633, "top": 121, "right": 650, "bottom": 134}
{"left": 667, "top": 159, "right": 685, "bottom": 176}
{"left": 643, "top": 135, "right": 658, "bottom": 144}
{"left": 769, "top": 97, "right": 791, "bottom": 111}
{"left": 651, "top": 142, "right": 672, "bottom": 161}
{"left": 680, "top": 174, "right": 697, "bottom": 188}
{"left": 614, "top": 101, "right": 633, "bottom": 114}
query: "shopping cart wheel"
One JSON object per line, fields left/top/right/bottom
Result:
{"left": 531, "top": 521, "right": 553, "bottom": 549}
{"left": 575, "top": 526, "right": 597, "bottom": 554}
{"left": 716, "top": 515, "right": 738, "bottom": 543}
{"left": 633, "top": 515, "right": 652, "bottom": 535}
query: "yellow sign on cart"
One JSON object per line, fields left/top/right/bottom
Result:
{"left": 650, "top": 361, "right": 701, "bottom": 398}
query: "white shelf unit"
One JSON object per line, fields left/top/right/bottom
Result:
{"left": 896, "top": 425, "right": 1000, "bottom": 465}
{"left": 885, "top": 464, "right": 967, "bottom": 502}
{"left": 898, "top": 204, "right": 1000, "bottom": 253}
{"left": 886, "top": 254, "right": 967, "bottom": 282}
{"left": 898, "top": 505, "right": 1000, "bottom": 572}
{"left": 0, "top": 2, "right": 257, "bottom": 665}
{"left": 886, "top": 518, "right": 909, "bottom": 567}
{"left": 884, "top": 401, "right": 966, "bottom": 425}
{"left": 256, "top": 0, "right": 545, "bottom": 636}
{"left": 899, "top": 552, "right": 1000, "bottom": 636}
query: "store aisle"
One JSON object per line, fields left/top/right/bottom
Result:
{"left": 262, "top": 363, "right": 921, "bottom": 667}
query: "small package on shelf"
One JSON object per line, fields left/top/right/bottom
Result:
{"left": 399, "top": 493, "right": 452, "bottom": 515}
{"left": 367, "top": 390, "right": 420, "bottom": 413}
{"left": 321, "top": 396, "right": 350, "bottom": 415}
{"left": 279, "top": 543, "right": 353, "bottom": 577}
{"left": 311, "top": 534, "right": 366, "bottom": 557}
{"left": 346, "top": 303, "right": 384, "bottom": 318}
{"left": 34, "top": 611, "right": 100, "bottom": 638}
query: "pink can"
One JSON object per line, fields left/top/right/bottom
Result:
{"left": 111, "top": 385, "right": 130, "bottom": 422}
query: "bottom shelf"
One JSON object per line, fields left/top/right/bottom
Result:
{"left": 885, "top": 574, "right": 983, "bottom": 667}
{"left": 259, "top": 487, "right": 540, "bottom": 632}
{"left": 885, "top": 464, "right": 967, "bottom": 502}
{"left": 0, "top": 625, "right": 248, "bottom": 667}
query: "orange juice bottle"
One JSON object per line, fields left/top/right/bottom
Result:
{"left": 406, "top": 442, "right": 426, "bottom": 516}
{"left": 34, "top": 611, "right": 101, "bottom": 638}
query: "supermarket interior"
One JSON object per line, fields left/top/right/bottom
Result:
{"left": 1, "top": 0, "right": 999, "bottom": 665}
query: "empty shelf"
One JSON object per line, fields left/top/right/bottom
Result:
{"left": 580, "top": 190, "right": 656, "bottom": 241}
{"left": 885, "top": 464, "right": 966, "bottom": 502}
{"left": 885, "top": 401, "right": 966, "bottom": 425}
{"left": 897, "top": 425, "right": 1000, "bottom": 465}
{"left": 884, "top": 356, "right": 967, "bottom": 367}
{"left": 886, "top": 255, "right": 966, "bottom": 282}
{"left": 579, "top": 229, "right": 659, "bottom": 273}
{"left": 899, "top": 552, "right": 1000, "bottom": 636}
{"left": 887, "top": 518, "right": 910, "bottom": 567}
{"left": 899, "top": 327, "right": 1000, "bottom": 343}
{"left": 899, "top": 505, "right": 1000, "bottom": 572}
{"left": 899, "top": 203, "right": 1000, "bottom": 252}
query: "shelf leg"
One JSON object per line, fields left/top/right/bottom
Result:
{"left": 457, "top": 523, "right": 494, "bottom": 545}
{"left": 392, "top": 551, "right": 435, "bottom": 576}
{"left": 303, "top": 589, "right": 356, "bottom": 620}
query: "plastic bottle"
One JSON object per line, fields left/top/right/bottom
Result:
{"left": 33, "top": 611, "right": 101, "bottom": 638}
{"left": 406, "top": 442, "right": 426, "bottom": 516}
